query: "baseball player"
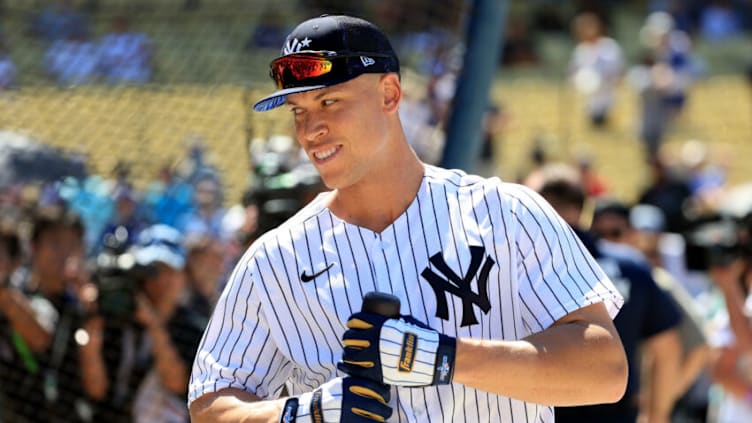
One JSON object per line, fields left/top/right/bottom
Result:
{"left": 189, "top": 15, "right": 627, "bottom": 423}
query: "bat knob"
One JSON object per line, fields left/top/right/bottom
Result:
{"left": 362, "top": 291, "right": 401, "bottom": 318}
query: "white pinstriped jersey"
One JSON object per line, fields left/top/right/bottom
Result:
{"left": 189, "top": 165, "right": 623, "bottom": 422}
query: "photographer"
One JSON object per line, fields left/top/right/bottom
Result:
{"left": 0, "top": 228, "right": 49, "bottom": 422}
{"left": 83, "top": 224, "right": 205, "bottom": 423}
{"left": 707, "top": 213, "right": 752, "bottom": 422}
{"left": 0, "top": 210, "right": 96, "bottom": 423}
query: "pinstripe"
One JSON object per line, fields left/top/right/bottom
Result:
{"left": 477, "top": 187, "right": 509, "bottom": 423}
{"left": 512, "top": 212, "right": 571, "bottom": 317}
{"left": 253, "top": 256, "right": 294, "bottom": 358}
{"left": 413, "top": 193, "right": 447, "bottom": 422}
{"left": 323, "top": 214, "right": 354, "bottom": 314}
{"left": 241, "top": 330, "right": 269, "bottom": 387}
{"left": 234, "top": 302, "right": 261, "bottom": 385}
{"left": 290, "top": 224, "right": 334, "bottom": 361}
{"left": 191, "top": 261, "right": 238, "bottom": 387}
{"left": 356, "top": 226, "right": 378, "bottom": 286}
{"left": 286, "top": 228, "right": 339, "bottom": 366}
{"left": 403, "top": 195, "right": 430, "bottom": 322}
{"left": 378, "top": 233, "right": 396, "bottom": 293}
{"left": 316, "top": 214, "right": 351, "bottom": 316}
{"left": 262, "top": 241, "right": 327, "bottom": 386}
{"left": 562, "top": 223, "right": 606, "bottom": 284}
{"left": 339, "top": 219, "right": 366, "bottom": 300}
{"left": 188, "top": 166, "right": 622, "bottom": 422}
{"left": 390, "top": 221, "right": 412, "bottom": 313}
{"left": 301, "top": 218, "right": 344, "bottom": 354}
{"left": 209, "top": 265, "right": 251, "bottom": 393}
{"left": 226, "top": 268, "right": 256, "bottom": 382}
{"left": 508, "top": 191, "right": 582, "bottom": 304}
{"left": 255, "top": 349, "right": 282, "bottom": 392}
{"left": 429, "top": 181, "right": 458, "bottom": 421}
{"left": 453, "top": 187, "right": 482, "bottom": 419}
{"left": 516, "top": 189, "right": 593, "bottom": 296}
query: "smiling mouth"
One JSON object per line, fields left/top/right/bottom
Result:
{"left": 313, "top": 145, "right": 340, "bottom": 161}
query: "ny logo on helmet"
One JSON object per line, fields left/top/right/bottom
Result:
{"left": 283, "top": 37, "right": 312, "bottom": 55}
{"left": 421, "top": 246, "right": 494, "bottom": 327}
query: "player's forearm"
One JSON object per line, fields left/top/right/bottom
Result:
{"left": 710, "top": 347, "right": 752, "bottom": 399}
{"left": 718, "top": 281, "right": 752, "bottom": 351}
{"left": 78, "top": 318, "right": 108, "bottom": 400}
{"left": 147, "top": 320, "right": 190, "bottom": 394}
{"left": 643, "top": 329, "right": 682, "bottom": 422}
{"left": 453, "top": 315, "right": 626, "bottom": 405}
{"left": 0, "top": 287, "right": 52, "bottom": 351}
{"left": 676, "top": 344, "right": 710, "bottom": 397}
{"left": 190, "top": 389, "right": 285, "bottom": 423}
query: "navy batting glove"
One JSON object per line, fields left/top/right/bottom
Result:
{"left": 338, "top": 312, "right": 456, "bottom": 386}
{"left": 279, "top": 376, "right": 392, "bottom": 423}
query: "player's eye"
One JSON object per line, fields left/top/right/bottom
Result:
{"left": 289, "top": 107, "right": 303, "bottom": 115}
{"left": 322, "top": 99, "right": 337, "bottom": 106}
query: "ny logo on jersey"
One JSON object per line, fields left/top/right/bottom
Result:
{"left": 420, "top": 246, "right": 494, "bottom": 327}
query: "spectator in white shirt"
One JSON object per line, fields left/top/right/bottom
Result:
{"left": 569, "top": 12, "right": 625, "bottom": 128}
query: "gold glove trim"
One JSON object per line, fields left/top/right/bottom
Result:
{"left": 342, "top": 359, "right": 375, "bottom": 368}
{"left": 349, "top": 386, "right": 387, "bottom": 404}
{"left": 346, "top": 318, "right": 374, "bottom": 329}
{"left": 342, "top": 339, "right": 370, "bottom": 349}
{"left": 352, "top": 407, "right": 387, "bottom": 422}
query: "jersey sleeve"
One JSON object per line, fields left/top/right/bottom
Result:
{"left": 508, "top": 184, "right": 624, "bottom": 332}
{"left": 188, "top": 254, "right": 292, "bottom": 406}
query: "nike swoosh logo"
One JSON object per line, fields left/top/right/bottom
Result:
{"left": 301, "top": 262, "right": 335, "bottom": 283}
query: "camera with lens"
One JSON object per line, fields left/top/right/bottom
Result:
{"left": 92, "top": 227, "right": 151, "bottom": 322}
{"left": 683, "top": 213, "right": 752, "bottom": 272}
{"left": 245, "top": 135, "right": 324, "bottom": 239}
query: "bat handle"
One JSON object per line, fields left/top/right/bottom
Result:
{"left": 361, "top": 291, "right": 401, "bottom": 318}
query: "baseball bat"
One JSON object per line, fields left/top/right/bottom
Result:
{"left": 361, "top": 291, "right": 400, "bottom": 318}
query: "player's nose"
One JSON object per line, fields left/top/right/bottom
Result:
{"left": 299, "top": 112, "right": 329, "bottom": 144}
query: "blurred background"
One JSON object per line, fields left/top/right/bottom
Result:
{"left": 0, "top": 0, "right": 750, "bottom": 422}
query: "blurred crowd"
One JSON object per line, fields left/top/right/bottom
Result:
{"left": 0, "top": 136, "right": 326, "bottom": 422}
{"left": 394, "top": 1, "right": 751, "bottom": 166}
{"left": 0, "top": 0, "right": 153, "bottom": 88}
{"left": 524, "top": 157, "right": 752, "bottom": 423}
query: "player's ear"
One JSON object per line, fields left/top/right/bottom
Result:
{"left": 380, "top": 73, "right": 401, "bottom": 114}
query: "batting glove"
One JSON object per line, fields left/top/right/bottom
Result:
{"left": 278, "top": 376, "right": 392, "bottom": 423}
{"left": 338, "top": 312, "right": 456, "bottom": 387}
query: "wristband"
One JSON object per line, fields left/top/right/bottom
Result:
{"left": 432, "top": 334, "right": 457, "bottom": 385}
{"left": 280, "top": 397, "right": 299, "bottom": 423}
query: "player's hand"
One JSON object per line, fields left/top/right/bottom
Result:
{"left": 278, "top": 376, "right": 392, "bottom": 423}
{"left": 338, "top": 312, "right": 456, "bottom": 386}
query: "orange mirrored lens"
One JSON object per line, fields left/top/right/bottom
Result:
{"left": 271, "top": 56, "right": 333, "bottom": 88}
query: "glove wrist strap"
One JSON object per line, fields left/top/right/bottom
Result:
{"left": 432, "top": 334, "right": 456, "bottom": 385}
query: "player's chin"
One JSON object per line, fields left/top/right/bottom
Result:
{"left": 318, "top": 171, "right": 359, "bottom": 192}
{"left": 318, "top": 173, "right": 346, "bottom": 190}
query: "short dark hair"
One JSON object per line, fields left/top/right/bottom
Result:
{"left": 539, "top": 179, "right": 586, "bottom": 211}
{"left": 31, "top": 210, "right": 84, "bottom": 246}
{"left": 593, "top": 199, "right": 630, "bottom": 222}
{"left": 0, "top": 231, "right": 21, "bottom": 260}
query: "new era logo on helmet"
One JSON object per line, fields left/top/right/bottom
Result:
{"left": 360, "top": 56, "right": 375, "bottom": 67}
{"left": 283, "top": 37, "right": 312, "bottom": 55}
